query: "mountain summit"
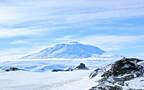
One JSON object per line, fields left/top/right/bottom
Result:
{"left": 23, "top": 42, "right": 105, "bottom": 59}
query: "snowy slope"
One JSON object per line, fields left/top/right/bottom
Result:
{"left": 0, "top": 70, "right": 93, "bottom": 90}
{"left": 22, "top": 42, "right": 105, "bottom": 59}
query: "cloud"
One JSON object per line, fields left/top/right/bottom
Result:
{"left": 0, "top": 0, "right": 144, "bottom": 60}
{"left": 0, "top": 0, "right": 144, "bottom": 25}
{"left": 10, "top": 40, "right": 28, "bottom": 45}
{"left": 0, "top": 28, "right": 46, "bottom": 38}
{"left": 0, "top": 0, "right": 144, "bottom": 38}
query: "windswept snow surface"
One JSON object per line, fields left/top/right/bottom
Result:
{"left": 0, "top": 58, "right": 119, "bottom": 90}
{"left": 0, "top": 70, "right": 95, "bottom": 90}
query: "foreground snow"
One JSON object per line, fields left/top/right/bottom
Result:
{"left": 0, "top": 58, "right": 121, "bottom": 90}
{"left": 0, "top": 70, "right": 95, "bottom": 90}
{"left": 1, "top": 58, "right": 144, "bottom": 90}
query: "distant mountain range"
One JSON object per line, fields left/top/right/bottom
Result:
{"left": 22, "top": 42, "right": 105, "bottom": 59}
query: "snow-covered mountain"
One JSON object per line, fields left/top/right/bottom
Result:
{"left": 22, "top": 42, "right": 105, "bottom": 59}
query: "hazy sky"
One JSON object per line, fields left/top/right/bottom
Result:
{"left": 0, "top": 0, "right": 144, "bottom": 60}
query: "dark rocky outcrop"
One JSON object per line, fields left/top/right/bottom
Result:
{"left": 90, "top": 85, "right": 122, "bottom": 90}
{"left": 65, "top": 68, "right": 74, "bottom": 71}
{"left": 52, "top": 63, "right": 88, "bottom": 72}
{"left": 5, "top": 67, "right": 22, "bottom": 72}
{"left": 89, "top": 68, "right": 102, "bottom": 79}
{"left": 111, "top": 57, "right": 141, "bottom": 76}
{"left": 89, "top": 57, "right": 144, "bottom": 90}
{"left": 101, "top": 58, "right": 143, "bottom": 78}
{"left": 75, "top": 63, "right": 89, "bottom": 70}
{"left": 52, "top": 68, "right": 74, "bottom": 72}
{"left": 52, "top": 69, "right": 65, "bottom": 72}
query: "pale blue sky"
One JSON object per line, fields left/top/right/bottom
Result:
{"left": 0, "top": 0, "right": 144, "bottom": 60}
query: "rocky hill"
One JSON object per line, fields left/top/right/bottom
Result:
{"left": 89, "top": 57, "right": 144, "bottom": 90}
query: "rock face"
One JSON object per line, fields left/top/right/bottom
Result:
{"left": 89, "top": 58, "right": 144, "bottom": 90}
{"left": 111, "top": 58, "right": 142, "bottom": 76}
{"left": 89, "top": 68, "right": 102, "bottom": 79}
{"left": 75, "top": 63, "right": 89, "bottom": 70}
